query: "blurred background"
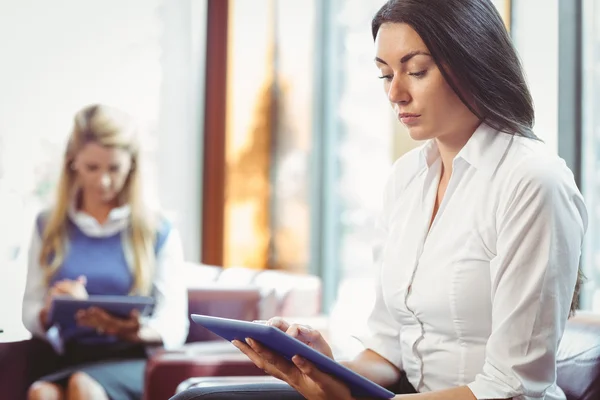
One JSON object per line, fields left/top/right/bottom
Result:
{"left": 0, "top": 0, "right": 595, "bottom": 346}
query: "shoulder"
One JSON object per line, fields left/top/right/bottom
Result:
{"left": 34, "top": 208, "right": 53, "bottom": 236}
{"left": 154, "top": 213, "right": 175, "bottom": 253}
{"left": 500, "top": 137, "right": 577, "bottom": 193}
{"left": 496, "top": 137, "right": 585, "bottom": 226}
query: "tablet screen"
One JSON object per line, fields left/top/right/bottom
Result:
{"left": 49, "top": 295, "right": 155, "bottom": 328}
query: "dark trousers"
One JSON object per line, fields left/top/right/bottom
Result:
{"left": 171, "top": 372, "right": 417, "bottom": 399}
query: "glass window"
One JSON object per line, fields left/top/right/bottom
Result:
{"left": 581, "top": 0, "right": 600, "bottom": 310}
{"left": 320, "top": 0, "right": 397, "bottom": 343}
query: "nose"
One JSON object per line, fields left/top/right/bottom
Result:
{"left": 387, "top": 76, "right": 411, "bottom": 105}
{"left": 100, "top": 173, "right": 111, "bottom": 189}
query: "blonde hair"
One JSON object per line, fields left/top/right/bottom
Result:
{"left": 39, "top": 104, "right": 158, "bottom": 295}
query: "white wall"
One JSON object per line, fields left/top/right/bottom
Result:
{"left": 0, "top": 0, "right": 206, "bottom": 340}
{"left": 156, "top": 0, "right": 206, "bottom": 263}
{"left": 511, "top": 0, "right": 559, "bottom": 153}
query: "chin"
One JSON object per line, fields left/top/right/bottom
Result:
{"left": 406, "top": 126, "right": 434, "bottom": 142}
{"left": 99, "top": 193, "right": 117, "bottom": 204}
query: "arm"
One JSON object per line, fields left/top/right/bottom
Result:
{"left": 142, "top": 228, "right": 189, "bottom": 348}
{"left": 24, "top": 216, "right": 91, "bottom": 337}
{"left": 342, "top": 350, "right": 402, "bottom": 391}
{"left": 466, "top": 160, "right": 586, "bottom": 399}
{"left": 21, "top": 222, "right": 48, "bottom": 336}
{"left": 353, "top": 168, "right": 404, "bottom": 389}
{"left": 353, "top": 273, "right": 404, "bottom": 388}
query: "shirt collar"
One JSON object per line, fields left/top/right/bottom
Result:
{"left": 419, "top": 138, "right": 440, "bottom": 170}
{"left": 419, "top": 122, "right": 514, "bottom": 177}
{"left": 68, "top": 198, "right": 131, "bottom": 238}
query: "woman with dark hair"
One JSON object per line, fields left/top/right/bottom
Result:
{"left": 232, "top": 0, "right": 588, "bottom": 399}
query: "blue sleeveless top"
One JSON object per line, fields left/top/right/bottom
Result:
{"left": 37, "top": 213, "right": 171, "bottom": 345}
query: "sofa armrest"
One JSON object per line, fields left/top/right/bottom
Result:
{"left": 172, "top": 376, "right": 302, "bottom": 400}
{"left": 557, "top": 312, "right": 600, "bottom": 400}
{"left": 0, "top": 340, "right": 30, "bottom": 400}
{"left": 0, "top": 338, "right": 58, "bottom": 400}
{"left": 144, "top": 341, "right": 265, "bottom": 400}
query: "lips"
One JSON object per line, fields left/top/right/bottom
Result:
{"left": 398, "top": 113, "right": 421, "bottom": 125}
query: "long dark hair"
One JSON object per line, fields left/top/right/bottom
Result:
{"left": 372, "top": 0, "right": 537, "bottom": 139}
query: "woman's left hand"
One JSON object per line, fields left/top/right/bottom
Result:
{"left": 76, "top": 307, "right": 141, "bottom": 341}
{"left": 233, "top": 338, "right": 355, "bottom": 400}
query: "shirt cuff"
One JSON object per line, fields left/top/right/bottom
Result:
{"left": 467, "top": 361, "right": 546, "bottom": 400}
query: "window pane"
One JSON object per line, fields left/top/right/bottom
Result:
{"left": 581, "top": 0, "right": 600, "bottom": 310}
{"left": 324, "top": 0, "right": 394, "bottom": 341}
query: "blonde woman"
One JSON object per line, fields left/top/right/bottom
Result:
{"left": 22, "top": 104, "right": 189, "bottom": 400}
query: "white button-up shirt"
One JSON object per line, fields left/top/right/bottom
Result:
{"left": 22, "top": 204, "right": 189, "bottom": 350}
{"left": 362, "top": 124, "right": 587, "bottom": 400}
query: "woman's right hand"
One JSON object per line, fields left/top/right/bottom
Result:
{"left": 40, "top": 276, "right": 88, "bottom": 327}
{"left": 264, "top": 317, "right": 334, "bottom": 360}
{"left": 234, "top": 317, "right": 351, "bottom": 400}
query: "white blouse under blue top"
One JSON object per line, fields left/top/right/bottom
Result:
{"left": 22, "top": 204, "right": 189, "bottom": 351}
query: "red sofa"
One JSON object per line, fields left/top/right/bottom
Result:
{"left": 0, "top": 264, "right": 322, "bottom": 400}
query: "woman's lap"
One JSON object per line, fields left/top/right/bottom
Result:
{"left": 30, "top": 338, "right": 146, "bottom": 400}
{"left": 39, "top": 359, "right": 146, "bottom": 400}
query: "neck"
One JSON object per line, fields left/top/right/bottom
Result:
{"left": 79, "top": 192, "right": 118, "bottom": 225}
{"left": 434, "top": 119, "right": 481, "bottom": 179}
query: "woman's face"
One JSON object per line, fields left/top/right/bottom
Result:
{"left": 374, "top": 23, "right": 477, "bottom": 141}
{"left": 72, "top": 142, "right": 133, "bottom": 205}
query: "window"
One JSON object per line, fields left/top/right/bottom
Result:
{"left": 581, "top": 0, "right": 599, "bottom": 310}
{"left": 315, "top": 0, "right": 397, "bottom": 343}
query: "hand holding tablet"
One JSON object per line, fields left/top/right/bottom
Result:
{"left": 191, "top": 314, "right": 395, "bottom": 399}
{"left": 48, "top": 295, "right": 155, "bottom": 330}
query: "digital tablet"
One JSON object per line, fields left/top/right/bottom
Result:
{"left": 191, "top": 314, "right": 395, "bottom": 399}
{"left": 48, "top": 295, "right": 155, "bottom": 328}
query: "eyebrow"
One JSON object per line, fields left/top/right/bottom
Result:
{"left": 375, "top": 50, "right": 432, "bottom": 65}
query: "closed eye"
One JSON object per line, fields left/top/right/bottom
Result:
{"left": 378, "top": 74, "right": 393, "bottom": 81}
{"left": 408, "top": 70, "right": 427, "bottom": 78}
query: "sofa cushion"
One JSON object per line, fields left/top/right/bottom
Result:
{"left": 186, "top": 287, "right": 261, "bottom": 343}
{"left": 145, "top": 349, "right": 264, "bottom": 400}
{"left": 251, "top": 270, "right": 321, "bottom": 317}
{"left": 557, "top": 312, "right": 600, "bottom": 400}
